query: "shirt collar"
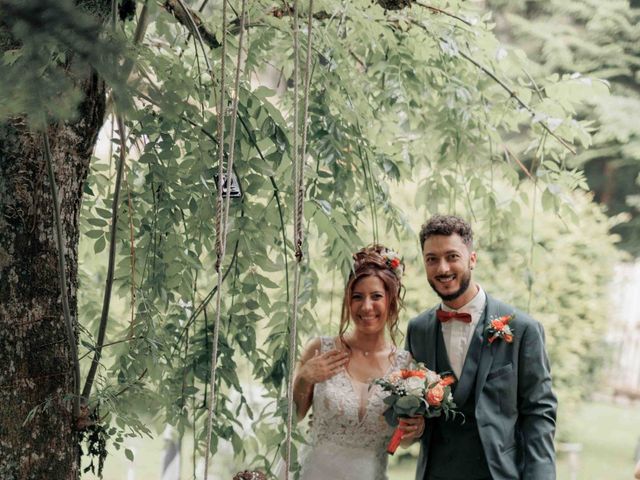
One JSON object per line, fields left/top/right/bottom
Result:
{"left": 441, "top": 285, "right": 486, "bottom": 320}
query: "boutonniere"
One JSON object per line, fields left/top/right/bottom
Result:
{"left": 485, "top": 314, "right": 515, "bottom": 344}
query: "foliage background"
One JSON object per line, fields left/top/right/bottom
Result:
{"left": 2, "top": 0, "right": 638, "bottom": 478}
{"left": 488, "top": 0, "right": 640, "bottom": 255}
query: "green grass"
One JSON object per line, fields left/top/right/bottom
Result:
{"left": 87, "top": 400, "right": 639, "bottom": 479}
{"left": 555, "top": 400, "right": 640, "bottom": 480}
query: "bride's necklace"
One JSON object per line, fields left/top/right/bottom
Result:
{"left": 349, "top": 341, "right": 391, "bottom": 357}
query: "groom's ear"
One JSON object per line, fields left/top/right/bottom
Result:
{"left": 469, "top": 250, "right": 477, "bottom": 269}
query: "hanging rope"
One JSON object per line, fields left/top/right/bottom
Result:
{"left": 284, "top": 1, "right": 314, "bottom": 478}
{"left": 221, "top": 0, "right": 247, "bottom": 255}
{"left": 203, "top": 0, "right": 247, "bottom": 477}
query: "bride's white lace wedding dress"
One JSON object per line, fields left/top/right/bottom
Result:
{"left": 297, "top": 336, "right": 411, "bottom": 480}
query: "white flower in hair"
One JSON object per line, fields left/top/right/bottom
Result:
{"left": 382, "top": 249, "right": 404, "bottom": 279}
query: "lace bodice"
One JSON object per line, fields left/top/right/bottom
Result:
{"left": 298, "top": 336, "right": 411, "bottom": 480}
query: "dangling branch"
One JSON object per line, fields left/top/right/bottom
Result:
{"left": 162, "top": 0, "right": 333, "bottom": 52}
{"left": 413, "top": 1, "right": 473, "bottom": 27}
{"left": 81, "top": 114, "right": 128, "bottom": 401}
{"left": 169, "top": 239, "right": 240, "bottom": 357}
{"left": 172, "top": 0, "right": 218, "bottom": 111}
{"left": 163, "top": 0, "right": 222, "bottom": 48}
{"left": 125, "top": 162, "right": 137, "bottom": 338}
{"left": 42, "top": 127, "right": 81, "bottom": 421}
{"left": 456, "top": 48, "right": 576, "bottom": 154}
{"left": 406, "top": 18, "right": 577, "bottom": 155}
{"left": 503, "top": 145, "right": 534, "bottom": 181}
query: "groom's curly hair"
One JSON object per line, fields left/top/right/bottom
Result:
{"left": 419, "top": 214, "right": 474, "bottom": 250}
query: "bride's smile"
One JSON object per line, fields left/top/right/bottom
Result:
{"left": 349, "top": 276, "right": 389, "bottom": 336}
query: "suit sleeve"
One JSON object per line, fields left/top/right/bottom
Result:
{"left": 517, "top": 320, "right": 558, "bottom": 479}
{"left": 405, "top": 319, "right": 413, "bottom": 356}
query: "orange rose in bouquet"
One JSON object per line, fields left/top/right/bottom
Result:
{"left": 426, "top": 384, "right": 445, "bottom": 407}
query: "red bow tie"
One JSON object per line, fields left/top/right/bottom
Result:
{"left": 436, "top": 309, "right": 472, "bottom": 323}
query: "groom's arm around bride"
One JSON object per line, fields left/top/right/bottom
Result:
{"left": 406, "top": 215, "right": 557, "bottom": 480}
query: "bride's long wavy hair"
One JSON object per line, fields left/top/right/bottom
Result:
{"left": 338, "top": 244, "right": 405, "bottom": 349}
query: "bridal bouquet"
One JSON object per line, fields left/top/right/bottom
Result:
{"left": 372, "top": 364, "right": 457, "bottom": 454}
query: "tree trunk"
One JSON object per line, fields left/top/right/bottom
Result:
{"left": 0, "top": 57, "right": 106, "bottom": 480}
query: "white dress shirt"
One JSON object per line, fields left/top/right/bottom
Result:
{"left": 440, "top": 287, "right": 487, "bottom": 379}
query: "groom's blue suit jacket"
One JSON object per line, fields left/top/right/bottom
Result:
{"left": 406, "top": 293, "right": 557, "bottom": 480}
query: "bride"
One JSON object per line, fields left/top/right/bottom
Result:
{"left": 292, "top": 245, "right": 425, "bottom": 480}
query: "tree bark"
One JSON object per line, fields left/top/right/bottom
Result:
{"left": 0, "top": 7, "right": 107, "bottom": 479}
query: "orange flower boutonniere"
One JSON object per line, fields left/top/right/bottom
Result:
{"left": 485, "top": 314, "right": 515, "bottom": 344}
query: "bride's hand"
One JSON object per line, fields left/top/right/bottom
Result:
{"left": 299, "top": 349, "right": 349, "bottom": 384}
{"left": 399, "top": 416, "right": 425, "bottom": 442}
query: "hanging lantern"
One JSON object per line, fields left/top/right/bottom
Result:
{"left": 214, "top": 169, "right": 243, "bottom": 199}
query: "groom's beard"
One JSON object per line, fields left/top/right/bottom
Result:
{"left": 429, "top": 269, "right": 472, "bottom": 302}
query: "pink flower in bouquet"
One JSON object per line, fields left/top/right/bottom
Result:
{"left": 426, "top": 384, "right": 445, "bottom": 407}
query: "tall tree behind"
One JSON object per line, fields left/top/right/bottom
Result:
{"left": 488, "top": 0, "right": 640, "bottom": 255}
{"left": 0, "top": 1, "right": 111, "bottom": 478}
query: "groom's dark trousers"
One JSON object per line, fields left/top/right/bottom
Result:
{"left": 406, "top": 293, "right": 557, "bottom": 480}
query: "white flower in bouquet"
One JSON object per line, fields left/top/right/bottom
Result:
{"left": 404, "top": 376, "right": 425, "bottom": 396}
{"left": 425, "top": 369, "right": 441, "bottom": 385}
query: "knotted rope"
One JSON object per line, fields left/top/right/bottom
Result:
{"left": 203, "top": 0, "right": 247, "bottom": 477}
{"left": 284, "top": 1, "right": 314, "bottom": 478}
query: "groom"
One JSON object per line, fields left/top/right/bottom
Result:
{"left": 405, "top": 215, "right": 557, "bottom": 480}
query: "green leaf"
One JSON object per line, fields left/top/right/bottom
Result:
{"left": 94, "top": 235, "right": 106, "bottom": 254}
{"left": 395, "top": 395, "right": 422, "bottom": 415}
{"left": 85, "top": 230, "right": 104, "bottom": 239}
{"left": 124, "top": 448, "right": 134, "bottom": 462}
{"left": 95, "top": 207, "right": 113, "bottom": 218}
{"left": 87, "top": 217, "right": 108, "bottom": 227}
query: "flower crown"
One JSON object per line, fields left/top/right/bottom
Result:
{"left": 352, "top": 246, "right": 404, "bottom": 281}
{"left": 381, "top": 249, "right": 404, "bottom": 280}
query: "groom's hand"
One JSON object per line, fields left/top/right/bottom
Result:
{"left": 399, "top": 416, "right": 425, "bottom": 442}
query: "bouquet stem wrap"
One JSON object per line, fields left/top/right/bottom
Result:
{"left": 386, "top": 421, "right": 406, "bottom": 455}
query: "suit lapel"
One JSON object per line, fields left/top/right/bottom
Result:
{"left": 435, "top": 323, "right": 454, "bottom": 377}
{"left": 452, "top": 307, "right": 487, "bottom": 406}
{"left": 475, "top": 295, "right": 499, "bottom": 404}
{"left": 422, "top": 310, "right": 438, "bottom": 371}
